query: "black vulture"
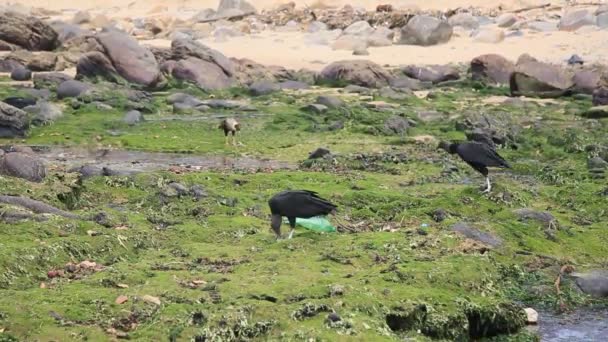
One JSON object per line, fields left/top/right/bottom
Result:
{"left": 219, "top": 118, "right": 240, "bottom": 145}
{"left": 268, "top": 190, "right": 337, "bottom": 240}
{"left": 438, "top": 141, "right": 511, "bottom": 193}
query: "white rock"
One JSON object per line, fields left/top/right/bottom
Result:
{"left": 473, "top": 28, "right": 505, "bottom": 43}
{"left": 524, "top": 308, "right": 538, "bottom": 325}
{"left": 344, "top": 20, "right": 374, "bottom": 36}
{"left": 496, "top": 13, "right": 517, "bottom": 28}
{"left": 558, "top": 9, "right": 596, "bottom": 31}
{"left": 448, "top": 13, "right": 479, "bottom": 30}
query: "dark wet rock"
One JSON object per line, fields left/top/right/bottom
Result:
{"left": 10, "top": 67, "right": 32, "bottom": 81}
{"left": 278, "top": 80, "right": 310, "bottom": 90}
{"left": 3, "top": 97, "right": 36, "bottom": 109}
{"left": 0, "top": 152, "right": 46, "bottom": 182}
{"left": 510, "top": 54, "right": 574, "bottom": 98}
{"left": 24, "top": 101, "right": 63, "bottom": 125}
{"left": 0, "top": 11, "right": 59, "bottom": 50}
{"left": 389, "top": 76, "right": 423, "bottom": 90}
{"left": 593, "top": 87, "right": 608, "bottom": 106}
{"left": 33, "top": 72, "right": 72, "bottom": 90}
{"left": 402, "top": 65, "right": 460, "bottom": 84}
{"left": 570, "top": 270, "right": 608, "bottom": 297}
{"left": 190, "top": 185, "right": 208, "bottom": 201}
{"left": 308, "top": 147, "right": 331, "bottom": 159}
{"left": 123, "top": 110, "right": 143, "bottom": 125}
{"left": 0, "top": 102, "right": 29, "bottom": 138}
{"left": 448, "top": 13, "right": 479, "bottom": 30}
{"left": 558, "top": 10, "right": 595, "bottom": 31}
{"left": 471, "top": 54, "right": 515, "bottom": 85}
{"left": 57, "top": 80, "right": 91, "bottom": 99}
{"left": 513, "top": 208, "right": 556, "bottom": 226}
{"left": 383, "top": 116, "right": 409, "bottom": 135}
{"left": 451, "top": 222, "right": 503, "bottom": 248}
{"left": 249, "top": 80, "right": 280, "bottom": 96}
{"left": 567, "top": 54, "right": 584, "bottom": 66}
{"left": 431, "top": 208, "right": 448, "bottom": 222}
{"left": 397, "top": 15, "right": 453, "bottom": 46}
{"left": 326, "top": 312, "right": 341, "bottom": 323}
{"left": 76, "top": 51, "right": 120, "bottom": 83}
{"left": 319, "top": 60, "right": 393, "bottom": 88}
{"left": 303, "top": 103, "right": 328, "bottom": 114}
{"left": 316, "top": 95, "right": 344, "bottom": 109}
{"left": 581, "top": 106, "right": 608, "bottom": 119}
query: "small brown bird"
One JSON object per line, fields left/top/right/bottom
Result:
{"left": 219, "top": 118, "right": 240, "bottom": 146}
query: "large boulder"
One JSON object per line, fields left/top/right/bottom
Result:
{"left": 558, "top": 9, "right": 596, "bottom": 31}
{"left": 571, "top": 270, "right": 608, "bottom": 297}
{"left": 509, "top": 54, "right": 575, "bottom": 98}
{"left": 26, "top": 51, "right": 58, "bottom": 71}
{"left": 217, "top": 0, "right": 256, "bottom": 17}
{"left": 0, "top": 11, "right": 58, "bottom": 50}
{"left": 343, "top": 21, "right": 374, "bottom": 36}
{"left": 10, "top": 66, "right": 32, "bottom": 81}
{"left": 402, "top": 65, "right": 460, "bottom": 84}
{"left": 0, "top": 152, "right": 46, "bottom": 182}
{"left": 319, "top": 60, "right": 393, "bottom": 88}
{"left": 171, "top": 58, "right": 235, "bottom": 91}
{"left": 448, "top": 13, "right": 479, "bottom": 30}
{"left": 0, "top": 102, "right": 29, "bottom": 138}
{"left": 572, "top": 67, "right": 605, "bottom": 94}
{"left": 471, "top": 54, "right": 515, "bottom": 85}
{"left": 24, "top": 101, "right": 63, "bottom": 125}
{"left": 231, "top": 58, "right": 293, "bottom": 86}
{"left": 92, "top": 30, "right": 162, "bottom": 87}
{"left": 57, "top": 80, "right": 91, "bottom": 99}
{"left": 397, "top": 15, "right": 453, "bottom": 46}
{"left": 76, "top": 51, "right": 120, "bottom": 82}
{"left": 171, "top": 38, "right": 235, "bottom": 77}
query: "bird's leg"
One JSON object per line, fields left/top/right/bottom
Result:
{"left": 232, "top": 134, "right": 237, "bottom": 146}
{"left": 287, "top": 228, "right": 295, "bottom": 239}
{"left": 482, "top": 177, "right": 492, "bottom": 193}
{"left": 224, "top": 135, "right": 229, "bottom": 145}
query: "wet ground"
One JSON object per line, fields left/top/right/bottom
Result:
{"left": 534, "top": 309, "right": 608, "bottom": 341}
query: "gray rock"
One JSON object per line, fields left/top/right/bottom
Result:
{"left": 123, "top": 110, "right": 143, "bottom": 125}
{"left": 249, "top": 80, "right": 279, "bottom": 96}
{"left": 0, "top": 11, "right": 59, "bottom": 50}
{"left": 510, "top": 54, "right": 575, "bottom": 98}
{"left": 319, "top": 60, "right": 393, "bottom": 88}
{"left": 593, "top": 87, "right": 608, "bottom": 106}
{"left": 367, "top": 27, "right": 394, "bottom": 47}
{"left": 10, "top": 67, "right": 31, "bottom": 81}
{"left": 33, "top": 72, "right": 72, "bottom": 90}
{"left": 473, "top": 28, "right": 505, "bottom": 43}
{"left": 278, "top": 80, "right": 310, "bottom": 90}
{"left": 448, "top": 13, "right": 479, "bottom": 30}
{"left": 0, "top": 152, "right": 46, "bottom": 182}
{"left": 213, "top": 26, "right": 243, "bottom": 41}
{"left": 496, "top": 13, "right": 517, "bottom": 28}
{"left": 316, "top": 95, "right": 344, "bottom": 108}
{"left": 308, "top": 147, "right": 331, "bottom": 159}
{"left": 573, "top": 69, "right": 602, "bottom": 94}
{"left": 72, "top": 11, "right": 91, "bottom": 25}
{"left": 383, "top": 116, "right": 409, "bottom": 135}
{"left": 417, "top": 110, "right": 444, "bottom": 122}
{"left": 513, "top": 208, "right": 556, "bottom": 225}
{"left": 303, "top": 104, "right": 328, "bottom": 114}
{"left": 378, "top": 87, "right": 410, "bottom": 100}
{"left": 332, "top": 34, "right": 368, "bottom": 51}
{"left": 451, "top": 222, "right": 503, "bottom": 247}
{"left": 57, "top": 80, "right": 91, "bottom": 99}
{"left": 304, "top": 29, "right": 342, "bottom": 45}
{"left": 344, "top": 84, "right": 372, "bottom": 94}
{"left": 50, "top": 21, "right": 88, "bottom": 43}
{"left": 558, "top": 10, "right": 596, "bottom": 31}
{"left": 598, "top": 13, "right": 608, "bottom": 28}
{"left": 190, "top": 185, "right": 208, "bottom": 201}
{"left": 217, "top": 0, "right": 256, "bottom": 16}
{"left": 471, "top": 54, "right": 515, "bottom": 85}
{"left": 397, "top": 15, "right": 453, "bottom": 46}
{"left": 24, "top": 101, "right": 63, "bottom": 125}
{"left": 76, "top": 51, "right": 120, "bottom": 83}
{"left": 344, "top": 20, "right": 374, "bottom": 36}
{"left": 570, "top": 270, "right": 608, "bottom": 297}
{"left": 597, "top": 4, "right": 608, "bottom": 15}
{"left": 167, "top": 92, "right": 204, "bottom": 107}
{"left": 389, "top": 76, "right": 423, "bottom": 90}
{"left": 192, "top": 9, "right": 216, "bottom": 22}
{"left": 588, "top": 156, "right": 608, "bottom": 170}
{"left": 527, "top": 21, "right": 558, "bottom": 32}
{"left": 402, "top": 65, "right": 460, "bottom": 84}
{"left": 307, "top": 21, "right": 328, "bottom": 33}
{"left": 0, "top": 102, "right": 29, "bottom": 138}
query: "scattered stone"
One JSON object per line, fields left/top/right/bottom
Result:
{"left": 0, "top": 152, "right": 46, "bottom": 182}
{"left": 473, "top": 28, "right": 505, "bottom": 43}
{"left": 581, "top": 106, "right": 608, "bottom": 119}
{"left": 344, "top": 84, "right": 372, "bottom": 94}
{"left": 115, "top": 295, "right": 128, "bottom": 304}
{"left": 10, "top": 67, "right": 31, "bottom": 81}
{"left": 0, "top": 11, "right": 59, "bottom": 50}
{"left": 123, "top": 110, "right": 143, "bottom": 125}
{"left": 497, "top": 13, "right": 517, "bottom": 28}
{"left": 190, "top": 185, "right": 208, "bottom": 201}
{"left": 24, "top": 101, "right": 63, "bottom": 125}
{"left": 57, "top": 80, "right": 91, "bottom": 99}
{"left": 33, "top": 72, "right": 72, "bottom": 90}
{"left": 378, "top": 87, "right": 409, "bottom": 100}
{"left": 249, "top": 80, "right": 279, "bottom": 96}
{"left": 448, "top": 13, "right": 479, "bottom": 30}
{"left": 383, "top": 116, "right": 409, "bottom": 135}
{"left": 523, "top": 308, "right": 538, "bottom": 324}
{"left": 471, "top": 54, "right": 515, "bottom": 85}
{"left": 513, "top": 209, "right": 556, "bottom": 226}
{"left": 319, "top": 60, "right": 392, "bottom": 88}
{"left": 326, "top": 312, "right": 342, "bottom": 323}
{"left": 309, "top": 148, "right": 331, "bottom": 159}
{"left": 0, "top": 102, "right": 29, "bottom": 138}
{"left": 402, "top": 65, "right": 459, "bottom": 84}
{"left": 558, "top": 9, "right": 595, "bottom": 31}
{"left": 397, "top": 15, "right": 453, "bottom": 46}
{"left": 510, "top": 54, "right": 574, "bottom": 98}
{"left": 303, "top": 104, "right": 328, "bottom": 114}
{"left": 316, "top": 95, "right": 344, "bottom": 109}
{"left": 417, "top": 111, "right": 444, "bottom": 122}
{"left": 389, "top": 76, "right": 423, "bottom": 90}
{"left": 588, "top": 156, "right": 608, "bottom": 170}
{"left": 450, "top": 222, "right": 503, "bottom": 248}
{"left": 142, "top": 295, "right": 161, "bottom": 306}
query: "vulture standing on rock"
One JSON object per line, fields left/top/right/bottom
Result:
{"left": 268, "top": 190, "right": 337, "bottom": 240}
{"left": 219, "top": 118, "right": 240, "bottom": 145}
{"left": 438, "top": 141, "right": 511, "bottom": 193}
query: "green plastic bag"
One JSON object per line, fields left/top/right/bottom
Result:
{"left": 283, "top": 216, "right": 337, "bottom": 233}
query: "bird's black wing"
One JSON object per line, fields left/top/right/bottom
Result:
{"left": 456, "top": 142, "right": 511, "bottom": 168}
{"left": 268, "top": 190, "right": 337, "bottom": 218}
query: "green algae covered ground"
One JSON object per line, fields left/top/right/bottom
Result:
{"left": 0, "top": 81, "right": 607, "bottom": 341}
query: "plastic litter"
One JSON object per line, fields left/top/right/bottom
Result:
{"left": 283, "top": 216, "right": 337, "bottom": 233}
